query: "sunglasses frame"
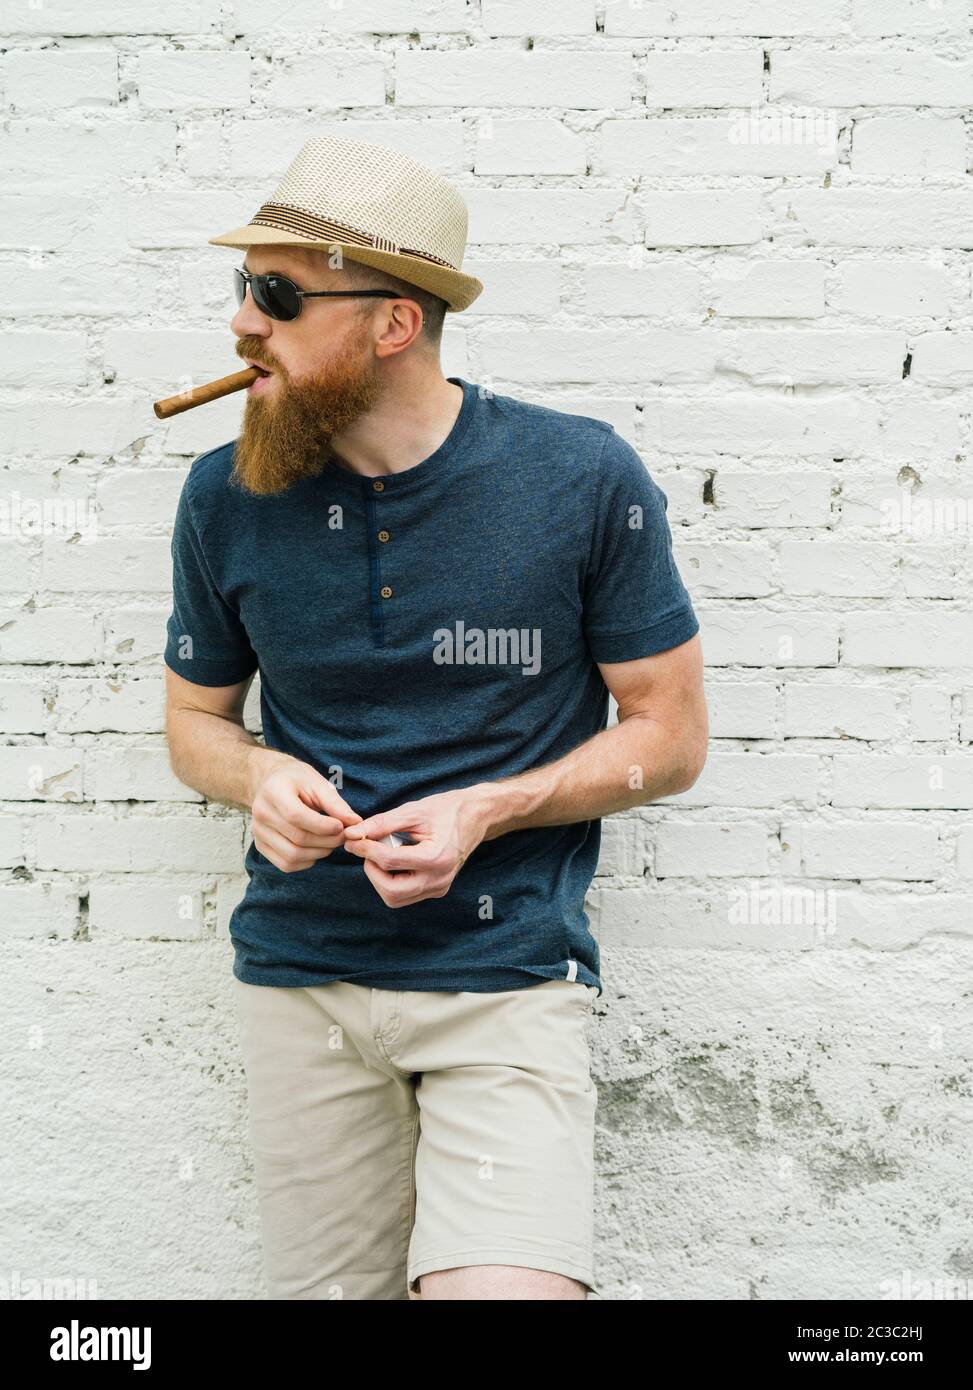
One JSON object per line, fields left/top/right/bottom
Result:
{"left": 234, "top": 266, "right": 406, "bottom": 321}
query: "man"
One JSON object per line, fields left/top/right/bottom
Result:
{"left": 164, "top": 134, "right": 708, "bottom": 1301}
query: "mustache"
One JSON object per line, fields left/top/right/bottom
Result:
{"left": 236, "top": 342, "right": 279, "bottom": 374}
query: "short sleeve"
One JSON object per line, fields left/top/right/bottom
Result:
{"left": 582, "top": 429, "right": 699, "bottom": 664}
{"left": 164, "top": 477, "right": 259, "bottom": 687}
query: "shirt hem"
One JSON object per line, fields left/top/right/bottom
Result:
{"left": 232, "top": 957, "right": 602, "bottom": 996}
{"left": 586, "top": 609, "right": 699, "bottom": 664}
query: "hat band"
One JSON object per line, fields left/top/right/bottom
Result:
{"left": 249, "top": 201, "right": 458, "bottom": 271}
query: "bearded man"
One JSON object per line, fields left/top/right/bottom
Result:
{"left": 163, "top": 134, "right": 707, "bottom": 1302}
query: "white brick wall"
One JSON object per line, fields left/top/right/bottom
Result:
{"left": 2, "top": 0, "right": 971, "bottom": 1305}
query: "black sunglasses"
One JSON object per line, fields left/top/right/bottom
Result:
{"left": 234, "top": 266, "right": 404, "bottom": 322}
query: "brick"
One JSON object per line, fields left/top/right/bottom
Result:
{"left": 137, "top": 52, "right": 251, "bottom": 109}
{"left": 779, "top": 542, "right": 895, "bottom": 597}
{"left": 95, "top": 470, "right": 187, "bottom": 528}
{"left": 851, "top": 117, "right": 967, "bottom": 177}
{"left": 83, "top": 746, "right": 203, "bottom": 801}
{"left": 583, "top": 264, "right": 701, "bottom": 318}
{"left": 711, "top": 472, "right": 833, "bottom": 527}
{"left": 782, "top": 821, "right": 941, "bottom": 879}
{"left": 664, "top": 753, "right": 819, "bottom": 807}
{"left": 771, "top": 187, "right": 973, "bottom": 248}
{"left": 230, "top": 0, "right": 472, "bottom": 30}
{"left": 87, "top": 879, "right": 204, "bottom": 937}
{"left": 53, "top": 676, "right": 165, "bottom": 734}
{"left": 0, "top": 607, "right": 100, "bottom": 663}
{"left": 603, "top": 1, "right": 848, "bottom": 37}
{"left": 842, "top": 613, "right": 973, "bottom": 668}
{"left": 709, "top": 261, "right": 826, "bottom": 318}
{"left": 0, "top": 881, "right": 78, "bottom": 938}
{"left": 657, "top": 399, "right": 879, "bottom": 457}
{"left": 474, "top": 120, "right": 585, "bottom": 176}
{"left": 35, "top": 814, "right": 243, "bottom": 872}
{"left": 0, "top": 332, "right": 86, "bottom": 388}
{"left": 839, "top": 473, "right": 973, "bottom": 529}
{"left": 0, "top": 747, "right": 82, "bottom": 801}
{"left": 2, "top": 119, "right": 176, "bottom": 187}
{"left": 674, "top": 541, "right": 774, "bottom": 597}
{"left": 851, "top": 0, "right": 969, "bottom": 36}
{"left": 478, "top": 328, "right": 713, "bottom": 383}
{"left": 829, "top": 262, "right": 951, "bottom": 318}
{"left": 462, "top": 261, "right": 561, "bottom": 317}
{"left": 832, "top": 757, "right": 973, "bottom": 808}
{"left": 396, "top": 51, "right": 631, "bottom": 109}
{"left": 482, "top": 0, "right": 596, "bottom": 35}
{"left": 0, "top": 539, "right": 41, "bottom": 592}
{"left": 699, "top": 610, "right": 839, "bottom": 666}
{"left": 0, "top": 195, "right": 103, "bottom": 252}
{"left": 263, "top": 55, "right": 386, "bottom": 109}
{"left": 717, "top": 329, "right": 904, "bottom": 385}
{"left": 639, "top": 191, "right": 764, "bottom": 246}
{"left": 0, "top": 815, "right": 24, "bottom": 865}
{"left": 654, "top": 822, "right": 769, "bottom": 876}
{"left": 105, "top": 608, "right": 169, "bottom": 663}
{"left": 956, "top": 827, "right": 973, "bottom": 877}
{"left": 641, "top": 52, "right": 763, "bottom": 106}
{"left": 224, "top": 119, "right": 465, "bottom": 178}
{"left": 770, "top": 50, "right": 973, "bottom": 106}
{"left": 0, "top": 401, "right": 149, "bottom": 457}
{"left": 596, "top": 817, "right": 642, "bottom": 876}
{"left": 0, "top": 678, "right": 50, "bottom": 733}
{"left": 707, "top": 683, "right": 777, "bottom": 738}
{"left": 42, "top": 538, "right": 172, "bottom": 593}
{"left": 599, "top": 118, "right": 832, "bottom": 176}
{"left": 900, "top": 547, "right": 958, "bottom": 600}
{"left": 784, "top": 684, "right": 897, "bottom": 740}
{"left": 0, "top": 1, "right": 222, "bottom": 35}
{"left": 910, "top": 332, "right": 973, "bottom": 387}
{"left": 910, "top": 687, "right": 951, "bottom": 741}
{"left": 467, "top": 190, "right": 624, "bottom": 245}
{"left": 3, "top": 50, "right": 118, "bottom": 111}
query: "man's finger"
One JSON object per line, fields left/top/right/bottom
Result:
{"left": 257, "top": 824, "right": 322, "bottom": 873}
{"left": 297, "top": 771, "right": 362, "bottom": 825}
{"left": 260, "top": 809, "right": 345, "bottom": 850}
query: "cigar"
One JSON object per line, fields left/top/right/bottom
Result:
{"left": 153, "top": 365, "right": 262, "bottom": 420}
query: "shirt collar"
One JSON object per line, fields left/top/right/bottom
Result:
{"left": 321, "top": 376, "right": 478, "bottom": 494}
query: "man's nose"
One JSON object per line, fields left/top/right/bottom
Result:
{"left": 231, "top": 285, "right": 272, "bottom": 337}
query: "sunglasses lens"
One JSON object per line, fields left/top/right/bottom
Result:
{"left": 233, "top": 267, "right": 247, "bottom": 307}
{"left": 258, "top": 275, "right": 300, "bottom": 320}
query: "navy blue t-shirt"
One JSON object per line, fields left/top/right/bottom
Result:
{"left": 164, "top": 377, "right": 699, "bottom": 994}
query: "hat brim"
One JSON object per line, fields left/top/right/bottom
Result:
{"left": 208, "top": 223, "right": 483, "bottom": 312}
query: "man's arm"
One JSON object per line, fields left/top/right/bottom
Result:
{"left": 164, "top": 666, "right": 362, "bottom": 868}
{"left": 164, "top": 665, "right": 288, "bottom": 812}
{"left": 474, "top": 631, "right": 707, "bottom": 840}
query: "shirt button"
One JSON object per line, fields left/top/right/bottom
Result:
{"left": 380, "top": 585, "right": 393, "bottom": 598}
{"left": 378, "top": 529, "right": 390, "bottom": 542}
{"left": 372, "top": 480, "right": 384, "bottom": 492}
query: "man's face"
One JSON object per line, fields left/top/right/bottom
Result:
{"left": 229, "top": 247, "right": 383, "bottom": 496}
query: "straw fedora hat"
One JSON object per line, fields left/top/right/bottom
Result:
{"left": 208, "top": 133, "right": 483, "bottom": 313}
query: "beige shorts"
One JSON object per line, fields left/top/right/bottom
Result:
{"left": 231, "top": 974, "right": 601, "bottom": 1300}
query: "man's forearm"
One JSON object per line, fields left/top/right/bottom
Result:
{"left": 470, "top": 715, "right": 703, "bottom": 842}
{"left": 167, "top": 709, "right": 298, "bottom": 813}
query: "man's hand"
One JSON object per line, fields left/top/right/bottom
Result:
{"left": 250, "top": 755, "right": 363, "bottom": 873}
{"left": 342, "top": 787, "right": 491, "bottom": 908}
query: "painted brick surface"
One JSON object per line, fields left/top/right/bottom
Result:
{"left": 2, "top": 1, "right": 971, "bottom": 1304}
